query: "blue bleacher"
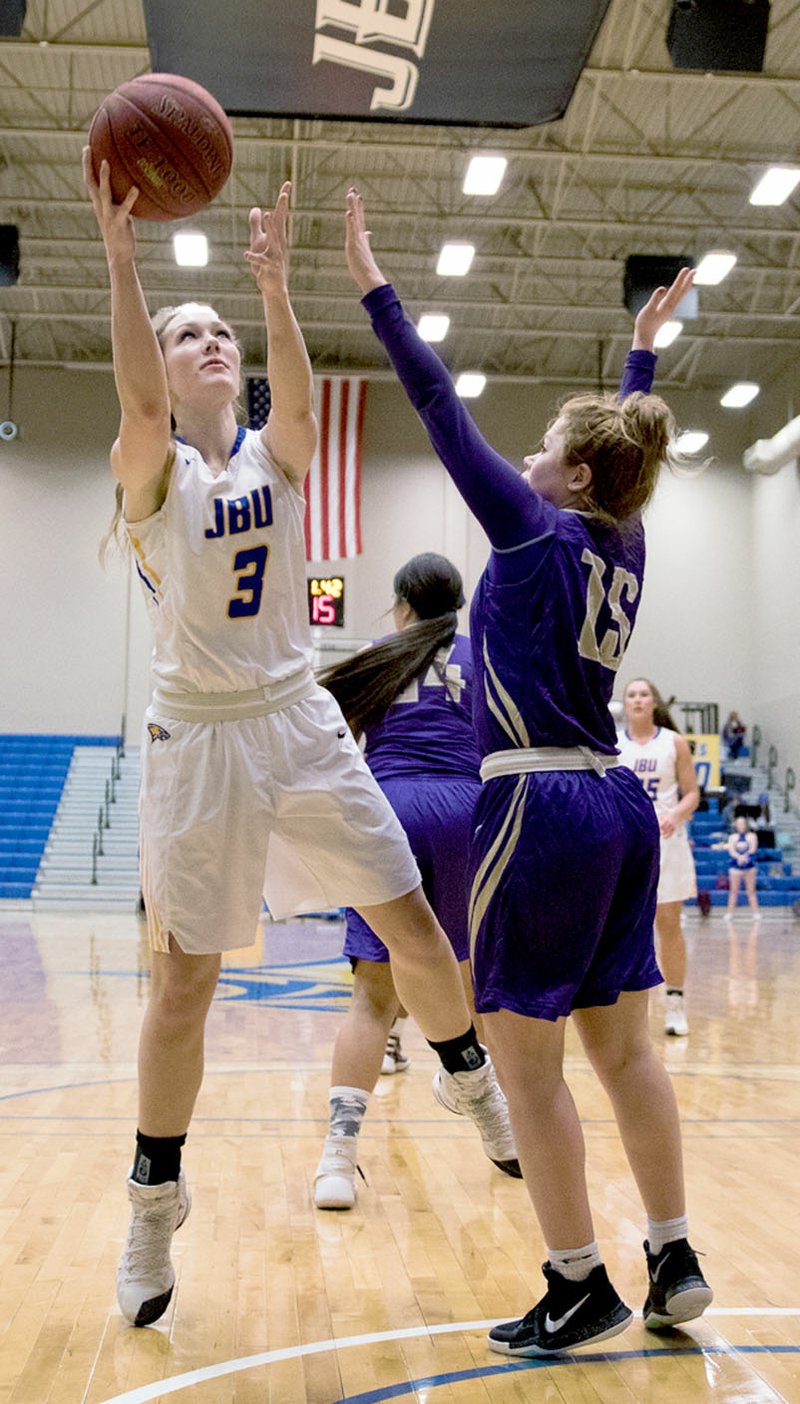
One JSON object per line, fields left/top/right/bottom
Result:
{"left": 0, "top": 734, "right": 119, "bottom": 899}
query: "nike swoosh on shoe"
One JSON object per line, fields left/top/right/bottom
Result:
{"left": 651, "top": 1253, "right": 671, "bottom": 1283}
{"left": 544, "top": 1293, "right": 590, "bottom": 1333}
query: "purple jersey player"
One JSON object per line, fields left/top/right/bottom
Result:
{"left": 312, "top": 554, "right": 518, "bottom": 1209}
{"left": 344, "top": 188, "right": 712, "bottom": 1356}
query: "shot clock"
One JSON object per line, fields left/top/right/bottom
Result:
{"left": 308, "top": 575, "right": 345, "bottom": 627}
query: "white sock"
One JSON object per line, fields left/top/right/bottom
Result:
{"left": 647, "top": 1215, "right": 689, "bottom": 1254}
{"left": 547, "top": 1241, "right": 602, "bottom": 1282}
{"left": 328, "top": 1086, "right": 369, "bottom": 1140}
{"left": 665, "top": 987, "right": 684, "bottom": 998}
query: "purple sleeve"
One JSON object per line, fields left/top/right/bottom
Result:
{"left": 362, "top": 283, "right": 557, "bottom": 550}
{"left": 619, "top": 350, "right": 656, "bottom": 399}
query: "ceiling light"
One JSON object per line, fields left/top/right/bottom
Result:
{"left": 720, "top": 382, "right": 760, "bottom": 408}
{"left": 417, "top": 314, "right": 449, "bottom": 342}
{"left": 173, "top": 232, "right": 208, "bottom": 267}
{"left": 676, "top": 430, "right": 709, "bottom": 454}
{"left": 693, "top": 251, "right": 737, "bottom": 285}
{"left": 463, "top": 156, "right": 507, "bottom": 196}
{"left": 455, "top": 372, "right": 486, "bottom": 398}
{"left": 437, "top": 242, "right": 475, "bottom": 277}
{"left": 749, "top": 167, "right": 800, "bottom": 206}
{"left": 653, "top": 319, "right": 682, "bottom": 349}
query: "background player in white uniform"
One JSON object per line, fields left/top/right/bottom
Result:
{"left": 619, "top": 679, "right": 699, "bottom": 1036}
{"left": 84, "top": 154, "right": 517, "bottom": 1329}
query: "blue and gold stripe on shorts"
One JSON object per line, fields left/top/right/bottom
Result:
{"left": 468, "top": 773, "right": 527, "bottom": 961}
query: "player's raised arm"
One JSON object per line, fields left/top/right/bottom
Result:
{"left": 82, "top": 147, "right": 172, "bottom": 500}
{"left": 344, "top": 189, "right": 551, "bottom": 549}
{"left": 244, "top": 182, "right": 317, "bottom": 487}
{"left": 618, "top": 266, "right": 695, "bottom": 401}
{"left": 633, "top": 267, "right": 695, "bottom": 353}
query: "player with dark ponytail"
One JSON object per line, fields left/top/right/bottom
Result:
{"left": 313, "top": 553, "right": 520, "bottom": 1208}
{"left": 320, "top": 553, "right": 466, "bottom": 737}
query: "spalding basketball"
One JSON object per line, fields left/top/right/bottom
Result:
{"left": 88, "top": 73, "right": 233, "bottom": 221}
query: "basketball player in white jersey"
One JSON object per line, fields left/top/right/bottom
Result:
{"left": 83, "top": 153, "right": 518, "bottom": 1329}
{"left": 619, "top": 679, "right": 699, "bottom": 1035}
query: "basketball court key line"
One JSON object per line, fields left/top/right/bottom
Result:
{"left": 94, "top": 1309, "right": 800, "bottom": 1404}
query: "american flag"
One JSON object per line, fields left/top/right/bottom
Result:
{"left": 247, "top": 375, "right": 366, "bottom": 562}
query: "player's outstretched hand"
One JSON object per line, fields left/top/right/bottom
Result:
{"left": 633, "top": 265, "right": 695, "bottom": 353}
{"left": 244, "top": 181, "right": 291, "bottom": 297}
{"left": 82, "top": 146, "right": 138, "bottom": 265}
{"left": 345, "top": 188, "right": 388, "bottom": 295}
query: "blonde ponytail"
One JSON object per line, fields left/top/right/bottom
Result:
{"left": 558, "top": 390, "right": 676, "bottom": 522}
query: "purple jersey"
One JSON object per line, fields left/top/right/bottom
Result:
{"left": 363, "top": 633, "right": 481, "bottom": 782}
{"left": 363, "top": 285, "right": 656, "bottom": 757}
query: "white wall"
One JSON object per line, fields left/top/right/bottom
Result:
{"left": 2, "top": 363, "right": 797, "bottom": 765}
{"left": 619, "top": 456, "right": 754, "bottom": 721}
{"left": 319, "top": 378, "right": 761, "bottom": 730}
{"left": 751, "top": 455, "right": 800, "bottom": 774}
{"left": 0, "top": 366, "right": 151, "bottom": 740}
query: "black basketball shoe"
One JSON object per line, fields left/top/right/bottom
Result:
{"left": 488, "top": 1262, "right": 633, "bottom": 1356}
{"left": 643, "top": 1238, "right": 713, "bottom": 1330}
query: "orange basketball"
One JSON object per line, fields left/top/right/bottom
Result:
{"left": 88, "top": 73, "right": 233, "bottom": 221}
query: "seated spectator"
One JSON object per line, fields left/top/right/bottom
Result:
{"left": 722, "top": 711, "right": 746, "bottom": 760}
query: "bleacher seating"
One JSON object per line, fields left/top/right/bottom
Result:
{"left": 0, "top": 735, "right": 118, "bottom": 900}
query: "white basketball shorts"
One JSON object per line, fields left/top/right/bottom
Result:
{"left": 657, "top": 828, "right": 697, "bottom": 905}
{"left": 139, "top": 683, "right": 420, "bottom": 954}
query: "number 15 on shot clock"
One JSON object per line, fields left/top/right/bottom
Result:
{"left": 308, "top": 576, "right": 345, "bottom": 627}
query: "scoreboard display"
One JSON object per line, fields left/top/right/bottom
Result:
{"left": 307, "top": 576, "right": 345, "bottom": 627}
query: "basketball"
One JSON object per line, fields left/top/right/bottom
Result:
{"left": 88, "top": 73, "right": 233, "bottom": 221}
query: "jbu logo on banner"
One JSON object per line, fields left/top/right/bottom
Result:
{"left": 313, "top": 0, "right": 436, "bottom": 112}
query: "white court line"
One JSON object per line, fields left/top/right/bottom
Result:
{"left": 97, "top": 1309, "right": 800, "bottom": 1404}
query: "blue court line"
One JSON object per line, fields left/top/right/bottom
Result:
{"left": 1, "top": 1078, "right": 800, "bottom": 1133}
{"left": 334, "top": 1344, "right": 800, "bottom": 1404}
{"left": 1, "top": 1085, "right": 799, "bottom": 1129}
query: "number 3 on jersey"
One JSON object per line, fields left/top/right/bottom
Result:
{"left": 228, "top": 545, "right": 269, "bottom": 618}
{"left": 578, "top": 548, "right": 638, "bottom": 672}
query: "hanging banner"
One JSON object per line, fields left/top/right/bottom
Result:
{"left": 143, "top": 1, "right": 612, "bottom": 127}
{"left": 686, "top": 734, "right": 722, "bottom": 791}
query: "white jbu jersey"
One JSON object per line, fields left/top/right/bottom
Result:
{"left": 127, "top": 428, "right": 313, "bottom": 692}
{"left": 618, "top": 727, "right": 682, "bottom": 824}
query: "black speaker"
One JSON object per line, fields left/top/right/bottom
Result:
{"left": 0, "top": 1, "right": 26, "bottom": 37}
{"left": 0, "top": 225, "right": 19, "bottom": 285}
{"left": 667, "top": 0, "right": 770, "bottom": 73}
{"left": 623, "top": 255, "right": 695, "bottom": 318}
{"left": 0, "top": 226, "right": 19, "bottom": 286}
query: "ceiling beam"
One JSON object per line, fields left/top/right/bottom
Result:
{"left": 0, "top": 124, "right": 788, "bottom": 173}
{"left": 2, "top": 307, "right": 796, "bottom": 347}
{"left": 5, "top": 281, "right": 799, "bottom": 325}
{"left": 3, "top": 195, "right": 798, "bottom": 243}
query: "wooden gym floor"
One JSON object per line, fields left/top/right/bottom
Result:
{"left": 1, "top": 907, "right": 799, "bottom": 1404}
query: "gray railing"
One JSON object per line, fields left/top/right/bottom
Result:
{"left": 677, "top": 700, "right": 719, "bottom": 735}
{"left": 90, "top": 749, "right": 119, "bottom": 885}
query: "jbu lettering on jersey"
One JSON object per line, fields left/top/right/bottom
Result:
{"left": 205, "top": 485, "right": 273, "bottom": 539}
{"left": 632, "top": 757, "right": 658, "bottom": 775}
